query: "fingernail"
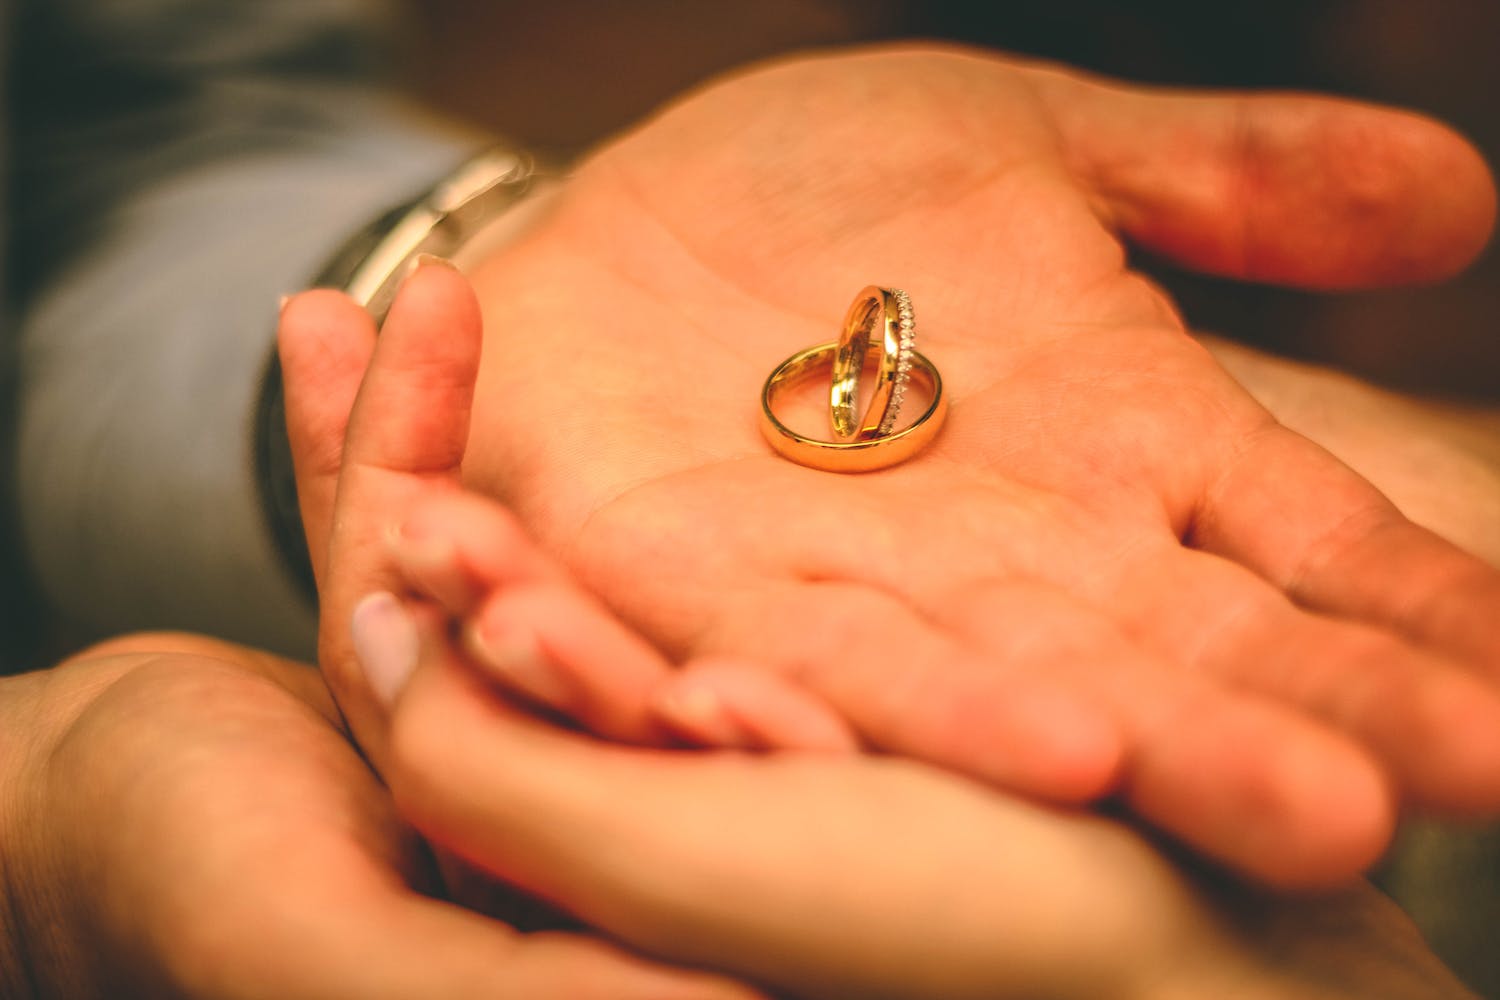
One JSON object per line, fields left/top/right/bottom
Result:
{"left": 278, "top": 293, "right": 293, "bottom": 315}
{"left": 351, "top": 592, "right": 420, "bottom": 707}
{"left": 464, "top": 623, "right": 571, "bottom": 709}
{"left": 409, "top": 252, "right": 457, "bottom": 277}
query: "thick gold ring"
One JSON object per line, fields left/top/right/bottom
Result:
{"left": 830, "top": 286, "right": 915, "bottom": 441}
{"left": 761, "top": 342, "right": 946, "bottom": 473}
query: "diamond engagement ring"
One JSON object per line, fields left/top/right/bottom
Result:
{"left": 760, "top": 286, "right": 946, "bottom": 473}
{"left": 830, "top": 286, "right": 916, "bottom": 441}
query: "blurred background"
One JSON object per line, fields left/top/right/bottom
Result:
{"left": 7, "top": 1, "right": 1495, "bottom": 654}
{"left": 399, "top": 0, "right": 1500, "bottom": 399}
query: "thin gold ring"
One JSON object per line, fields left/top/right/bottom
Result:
{"left": 829, "top": 286, "right": 915, "bottom": 441}
{"left": 761, "top": 342, "right": 946, "bottom": 473}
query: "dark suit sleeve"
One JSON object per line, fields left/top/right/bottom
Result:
{"left": 11, "top": 0, "right": 483, "bottom": 655}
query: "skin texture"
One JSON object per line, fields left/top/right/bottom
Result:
{"left": 305, "top": 45, "right": 1500, "bottom": 887}
{"left": 0, "top": 633, "right": 768, "bottom": 1000}
{"left": 384, "top": 641, "right": 1483, "bottom": 1000}
{"left": 278, "top": 259, "right": 1481, "bottom": 1000}
{"left": 1204, "top": 336, "right": 1500, "bottom": 571}
{"left": 6, "top": 298, "right": 1494, "bottom": 999}
{"left": 8, "top": 42, "right": 1498, "bottom": 1000}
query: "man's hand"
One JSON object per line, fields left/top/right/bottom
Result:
{"left": 1204, "top": 335, "right": 1500, "bottom": 570}
{"left": 301, "top": 45, "right": 1500, "bottom": 886}
{"left": 0, "top": 634, "right": 765, "bottom": 1000}
{"left": 277, "top": 269, "right": 1479, "bottom": 1000}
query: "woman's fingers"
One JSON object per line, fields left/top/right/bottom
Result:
{"left": 393, "top": 490, "right": 568, "bottom": 607}
{"left": 459, "top": 581, "right": 677, "bottom": 744}
{"left": 652, "top": 659, "right": 861, "bottom": 753}
{"left": 697, "top": 579, "right": 1127, "bottom": 804}
{"left": 381, "top": 615, "right": 1411, "bottom": 1000}
{"left": 385, "top": 489, "right": 855, "bottom": 752}
{"left": 1030, "top": 66, "right": 1496, "bottom": 288}
{"left": 382, "top": 490, "right": 691, "bottom": 745}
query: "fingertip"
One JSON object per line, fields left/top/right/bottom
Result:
{"left": 278, "top": 288, "right": 384, "bottom": 586}
{"left": 1396, "top": 674, "right": 1500, "bottom": 820}
{"left": 454, "top": 578, "right": 683, "bottom": 745}
{"left": 338, "top": 257, "right": 484, "bottom": 477}
{"left": 384, "top": 252, "right": 483, "bottom": 341}
{"left": 1416, "top": 117, "right": 1494, "bottom": 275}
{"left": 652, "top": 683, "right": 751, "bottom": 750}
{"left": 351, "top": 591, "right": 421, "bottom": 709}
{"left": 278, "top": 287, "right": 375, "bottom": 350}
{"left": 412, "top": 252, "right": 458, "bottom": 272}
{"left": 388, "top": 512, "right": 486, "bottom": 614}
{"left": 277, "top": 288, "right": 378, "bottom": 455}
{"left": 400, "top": 490, "right": 563, "bottom": 590}
{"left": 1247, "top": 734, "right": 1395, "bottom": 889}
{"left": 1132, "top": 702, "right": 1396, "bottom": 889}
{"left": 902, "top": 679, "right": 1128, "bottom": 804}
{"left": 463, "top": 615, "right": 575, "bottom": 712}
{"left": 1325, "top": 107, "right": 1496, "bottom": 285}
{"left": 1009, "top": 688, "right": 1127, "bottom": 804}
{"left": 652, "top": 661, "right": 862, "bottom": 753}
{"left": 944, "top": 679, "right": 1127, "bottom": 804}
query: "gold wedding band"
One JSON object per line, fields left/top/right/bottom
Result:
{"left": 761, "top": 341, "right": 947, "bottom": 473}
{"left": 830, "top": 286, "right": 915, "bottom": 440}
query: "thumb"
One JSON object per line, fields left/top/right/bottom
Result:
{"left": 1030, "top": 65, "right": 1496, "bottom": 289}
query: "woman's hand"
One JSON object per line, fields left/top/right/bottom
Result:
{"left": 0, "top": 633, "right": 765, "bottom": 1000}
{"left": 374, "top": 621, "right": 1481, "bottom": 1000}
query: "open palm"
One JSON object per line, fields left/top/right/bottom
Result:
{"left": 371, "top": 47, "right": 1500, "bottom": 884}
{"left": 278, "top": 268, "right": 1478, "bottom": 1000}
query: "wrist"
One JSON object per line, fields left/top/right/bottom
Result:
{"left": 0, "top": 651, "right": 156, "bottom": 1000}
{"left": 1145, "top": 882, "right": 1480, "bottom": 1000}
{"left": 0, "top": 670, "right": 52, "bottom": 1000}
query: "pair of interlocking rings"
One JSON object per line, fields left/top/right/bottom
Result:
{"left": 760, "top": 286, "right": 947, "bottom": 472}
